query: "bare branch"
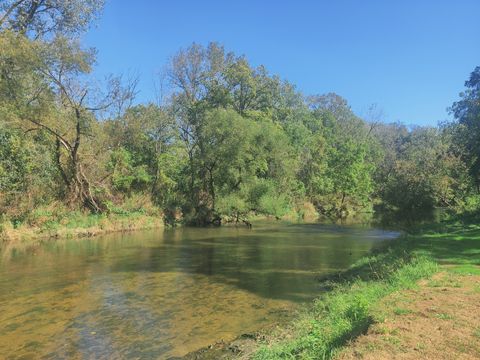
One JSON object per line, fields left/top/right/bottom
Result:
{"left": 0, "top": 0, "right": 27, "bottom": 27}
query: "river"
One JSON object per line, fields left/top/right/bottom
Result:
{"left": 0, "top": 222, "right": 399, "bottom": 359}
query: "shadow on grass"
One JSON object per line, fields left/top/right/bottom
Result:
{"left": 411, "top": 220, "right": 480, "bottom": 266}
{"left": 254, "top": 217, "right": 480, "bottom": 360}
{"left": 317, "top": 218, "right": 480, "bottom": 291}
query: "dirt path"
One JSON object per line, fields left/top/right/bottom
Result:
{"left": 338, "top": 272, "right": 480, "bottom": 360}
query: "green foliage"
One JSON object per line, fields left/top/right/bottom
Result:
{"left": 258, "top": 192, "right": 290, "bottom": 219}
{"left": 216, "top": 193, "right": 249, "bottom": 221}
{"left": 107, "top": 148, "right": 151, "bottom": 194}
{"left": 377, "top": 127, "right": 470, "bottom": 213}
{"left": 1, "top": 16, "right": 479, "bottom": 227}
{"left": 0, "top": 0, "right": 105, "bottom": 39}
{"left": 153, "top": 152, "right": 182, "bottom": 206}
{"left": 460, "top": 194, "right": 480, "bottom": 213}
{"left": 450, "top": 66, "right": 480, "bottom": 186}
{"left": 0, "top": 125, "right": 57, "bottom": 219}
{"left": 0, "top": 127, "right": 30, "bottom": 193}
{"left": 298, "top": 104, "right": 375, "bottom": 218}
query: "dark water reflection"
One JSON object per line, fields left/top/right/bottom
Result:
{"left": 0, "top": 222, "right": 399, "bottom": 359}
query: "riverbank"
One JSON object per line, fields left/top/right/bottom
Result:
{"left": 183, "top": 218, "right": 480, "bottom": 359}
{"left": 0, "top": 204, "right": 315, "bottom": 245}
{"left": 0, "top": 210, "right": 164, "bottom": 245}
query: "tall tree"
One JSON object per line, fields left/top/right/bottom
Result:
{"left": 0, "top": 0, "right": 104, "bottom": 39}
{"left": 450, "top": 66, "right": 480, "bottom": 189}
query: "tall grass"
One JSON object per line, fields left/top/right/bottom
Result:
{"left": 0, "top": 198, "right": 164, "bottom": 243}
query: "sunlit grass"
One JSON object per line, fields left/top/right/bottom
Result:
{"left": 254, "top": 219, "right": 480, "bottom": 359}
{"left": 254, "top": 255, "right": 437, "bottom": 359}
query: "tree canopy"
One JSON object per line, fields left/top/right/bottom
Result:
{"left": 1, "top": 5, "right": 479, "bottom": 226}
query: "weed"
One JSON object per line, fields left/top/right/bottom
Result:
{"left": 435, "top": 313, "right": 453, "bottom": 320}
{"left": 393, "top": 308, "right": 412, "bottom": 316}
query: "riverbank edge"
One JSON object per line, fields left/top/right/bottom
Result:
{"left": 183, "top": 219, "right": 479, "bottom": 359}
{"left": 0, "top": 210, "right": 321, "bottom": 247}
{"left": 252, "top": 233, "right": 439, "bottom": 360}
{"left": 0, "top": 213, "right": 165, "bottom": 245}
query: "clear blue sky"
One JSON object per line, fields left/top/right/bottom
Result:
{"left": 85, "top": 0, "right": 480, "bottom": 126}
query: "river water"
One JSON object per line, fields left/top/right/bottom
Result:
{"left": 0, "top": 222, "right": 399, "bottom": 359}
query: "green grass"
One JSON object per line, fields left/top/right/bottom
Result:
{"left": 427, "top": 273, "right": 462, "bottom": 288}
{"left": 0, "top": 205, "right": 164, "bottom": 243}
{"left": 253, "top": 218, "right": 480, "bottom": 360}
{"left": 254, "top": 253, "right": 437, "bottom": 359}
{"left": 393, "top": 308, "right": 413, "bottom": 316}
{"left": 435, "top": 313, "right": 454, "bottom": 320}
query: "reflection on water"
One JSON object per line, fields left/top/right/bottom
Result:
{"left": 0, "top": 222, "right": 399, "bottom": 359}
{"left": 372, "top": 207, "right": 446, "bottom": 229}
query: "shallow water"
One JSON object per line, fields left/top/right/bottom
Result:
{"left": 0, "top": 222, "right": 399, "bottom": 359}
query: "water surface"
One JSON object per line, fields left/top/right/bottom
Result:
{"left": 0, "top": 222, "right": 398, "bottom": 359}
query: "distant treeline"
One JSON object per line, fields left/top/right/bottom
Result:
{"left": 1, "top": 0, "right": 479, "bottom": 227}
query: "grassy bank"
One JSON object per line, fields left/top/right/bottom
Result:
{"left": 0, "top": 204, "right": 164, "bottom": 244}
{"left": 253, "top": 218, "right": 480, "bottom": 359}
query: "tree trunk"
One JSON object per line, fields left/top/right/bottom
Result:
{"left": 69, "top": 159, "right": 102, "bottom": 212}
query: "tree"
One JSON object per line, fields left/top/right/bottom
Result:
{"left": 105, "top": 103, "right": 177, "bottom": 192}
{"left": 38, "top": 39, "right": 136, "bottom": 211}
{"left": 450, "top": 66, "right": 480, "bottom": 189}
{"left": 103, "top": 103, "right": 183, "bottom": 220}
{"left": 107, "top": 147, "right": 151, "bottom": 195}
{"left": 210, "top": 112, "right": 296, "bottom": 223}
{"left": 224, "top": 58, "right": 257, "bottom": 115}
{"left": 1, "top": 32, "right": 135, "bottom": 211}
{"left": 0, "top": 0, "right": 104, "bottom": 39}
{"left": 379, "top": 127, "right": 469, "bottom": 213}
{"left": 166, "top": 43, "right": 234, "bottom": 214}
{"left": 2, "top": 34, "right": 476, "bottom": 226}
{"left": 299, "top": 95, "right": 375, "bottom": 218}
